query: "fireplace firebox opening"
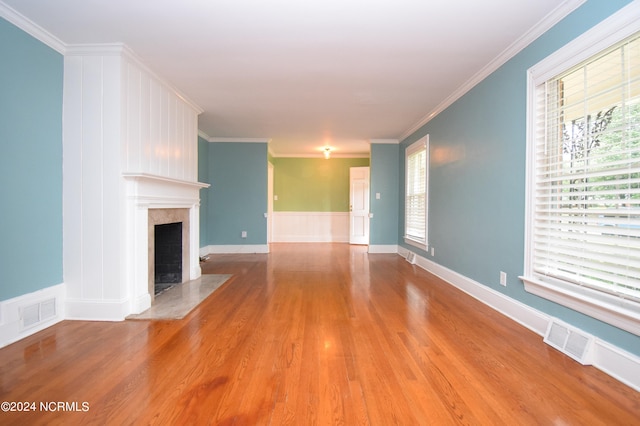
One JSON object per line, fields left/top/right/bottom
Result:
{"left": 154, "top": 222, "right": 182, "bottom": 295}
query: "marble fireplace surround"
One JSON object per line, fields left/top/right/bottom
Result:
{"left": 124, "top": 173, "right": 209, "bottom": 315}
{"left": 148, "top": 208, "right": 190, "bottom": 304}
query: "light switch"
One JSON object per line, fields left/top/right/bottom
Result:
{"left": 376, "top": 192, "right": 381, "bottom": 199}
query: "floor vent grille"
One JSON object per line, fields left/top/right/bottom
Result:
{"left": 405, "top": 252, "right": 416, "bottom": 264}
{"left": 20, "top": 298, "right": 57, "bottom": 331}
{"left": 544, "top": 318, "right": 594, "bottom": 365}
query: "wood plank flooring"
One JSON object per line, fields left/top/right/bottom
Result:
{"left": 1, "top": 243, "right": 639, "bottom": 425}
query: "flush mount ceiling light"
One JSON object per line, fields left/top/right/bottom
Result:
{"left": 323, "top": 146, "right": 332, "bottom": 159}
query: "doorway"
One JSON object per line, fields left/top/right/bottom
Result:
{"left": 349, "top": 167, "right": 370, "bottom": 245}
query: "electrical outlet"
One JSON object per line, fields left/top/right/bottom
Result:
{"left": 500, "top": 271, "right": 507, "bottom": 286}
{"left": 431, "top": 247, "right": 435, "bottom": 256}
{"left": 241, "top": 231, "right": 247, "bottom": 238}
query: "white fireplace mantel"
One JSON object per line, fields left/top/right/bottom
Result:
{"left": 124, "top": 173, "right": 210, "bottom": 315}
{"left": 123, "top": 173, "right": 210, "bottom": 189}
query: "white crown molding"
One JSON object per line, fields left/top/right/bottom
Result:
{"left": 66, "top": 42, "right": 204, "bottom": 114}
{"left": 0, "top": 3, "right": 205, "bottom": 115}
{"left": 399, "top": 0, "right": 587, "bottom": 141}
{"left": 198, "top": 129, "right": 212, "bottom": 141}
{"left": 208, "top": 137, "right": 272, "bottom": 144}
{"left": 65, "top": 42, "right": 131, "bottom": 56}
{"left": 369, "top": 139, "right": 399, "bottom": 144}
{"left": 273, "top": 153, "right": 369, "bottom": 159}
{"left": 0, "top": 0, "right": 66, "bottom": 54}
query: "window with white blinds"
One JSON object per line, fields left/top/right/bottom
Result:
{"left": 524, "top": 9, "right": 640, "bottom": 336}
{"left": 404, "top": 136, "right": 429, "bottom": 249}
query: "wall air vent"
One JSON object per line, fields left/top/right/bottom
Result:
{"left": 543, "top": 318, "right": 594, "bottom": 365}
{"left": 19, "top": 298, "right": 57, "bottom": 331}
{"left": 405, "top": 252, "right": 416, "bottom": 264}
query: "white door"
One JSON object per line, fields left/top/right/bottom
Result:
{"left": 349, "top": 167, "right": 370, "bottom": 245}
{"left": 267, "top": 162, "right": 274, "bottom": 245}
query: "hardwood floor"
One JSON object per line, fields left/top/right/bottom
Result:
{"left": 1, "top": 243, "right": 638, "bottom": 425}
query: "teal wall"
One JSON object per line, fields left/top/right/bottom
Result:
{"left": 198, "top": 135, "right": 210, "bottom": 246}
{"left": 0, "top": 18, "right": 63, "bottom": 301}
{"left": 370, "top": 144, "right": 399, "bottom": 245}
{"left": 399, "top": 0, "right": 639, "bottom": 355}
{"left": 207, "top": 142, "right": 268, "bottom": 245}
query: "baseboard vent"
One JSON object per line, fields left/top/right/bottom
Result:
{"left": 544, "top": 318, "right": 594, "bottom": 365}
{"left": 19, "top": 298, "right": 57, "bottom": 331}
{"left": 405, "top": 252, "right": 416, "bottom": 264}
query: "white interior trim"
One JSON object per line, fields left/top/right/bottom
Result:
{"left": 272, "top": 211, "right": 350, "bottom": 243}
{"left": 0, "top": 0, "right": 66, "bottom": 53}
{"left": 201, "top": 245, "right": 270, "bottom": 254}
{"left": 65, "top": 297, "right": 129, "bottom": 322}
{"left": 521, "top": 276, "right": 640, "bottom": 337}
{"left": 207, "top": 137, "right": 271, "bottom": 143}
{"left": 399, "top": 0, "right": 586, "bottom": 141}
{"left": 523, "top": 0, "right": 640, "bottom": 336}
{"left": 368, "top": 245, "right": 399, "bottom": 254}
{"left": 398, "top": 246, "right": 640, "bottom": 392}
{"left": 0, "top": 283, "right": 66, "bottom": 349}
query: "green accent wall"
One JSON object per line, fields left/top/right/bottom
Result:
{"left": 273, "top": 157, "right": 369, "bottom": 212}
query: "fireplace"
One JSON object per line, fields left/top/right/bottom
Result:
{"left": 124, "top": 173, "right": 209, "bottom": 315}
{"left": 154, "top": 222, "right": 182, "bottom": 294}
{"left": 147, "top": 208, "right": 191, "bottom": 303}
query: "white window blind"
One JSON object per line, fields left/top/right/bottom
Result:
{"left": 405, "top": 136, "right": 428, "bottom": 247}
{"left": 531, "top": 33, "right": 640, "bottom": 302}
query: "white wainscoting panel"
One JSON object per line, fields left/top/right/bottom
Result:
{"left": 272, "top": 212, "right": 350, "bottom": 243}
{"left": 0, "top": 283, "right": 65, "bottom": 349}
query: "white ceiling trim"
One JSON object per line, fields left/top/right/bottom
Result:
{"left": 66, "top": 42, "right": 203, "bottom": 115}
{"left": 0, "top": 0, "right": 65, "bottom": 53}
{"left": 0, "top": 3, "right": 205, "bottom": 115}
{"left": 275, "top": 153, "right": 370, "bottom": 159}
{"left": 207, "top": 137, "right": 272, "bottom": 144}
{"left": 369, "top": 139, "right": 399, "bottom": 145}
{"left": 398, "top": 0, "right": 587, "bottom": 142}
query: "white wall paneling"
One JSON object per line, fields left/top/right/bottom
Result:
{"left": 63, "top": 43, "right": 205, "bottom": 320}
{"left": 272, "top": 212, "right": 350, "bottom": 243}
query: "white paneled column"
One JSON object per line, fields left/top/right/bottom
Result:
{"left": 63, "top": 43, "right": 206, "bottom": 320}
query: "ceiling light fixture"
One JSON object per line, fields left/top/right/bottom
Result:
{"left": 323, "top": 146, "right": 332, "bottom": 159}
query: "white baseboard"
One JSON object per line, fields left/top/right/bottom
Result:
{"left": 0, "top": 283, "right": 66, "bottom": 349}
{"left": 201, "top": 244, "right": 270, "bottom": 254}
{"left": 368, "top": 244, "right": 399, "bottom": 254}
{"left": 591, "top": 338, "right": 640, "bottom": 392}
{"left": 272, "top": 235, "right": 349, "bottom": 243}
{"left": 65, "top": 298, "right": 130, "bottom": 321}
{"left": 399, "top": 247, "right": 640, "bottom": 392}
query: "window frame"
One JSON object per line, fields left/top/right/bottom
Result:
{"left": 404, "top": 135, "right": 429, "bottom": 251}
{"left": 521, "top": 1, "right": 640, "bottom": 336}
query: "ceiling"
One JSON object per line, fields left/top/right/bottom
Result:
{"left": 3, "top": 0, "right": 574, "bottom": 157}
